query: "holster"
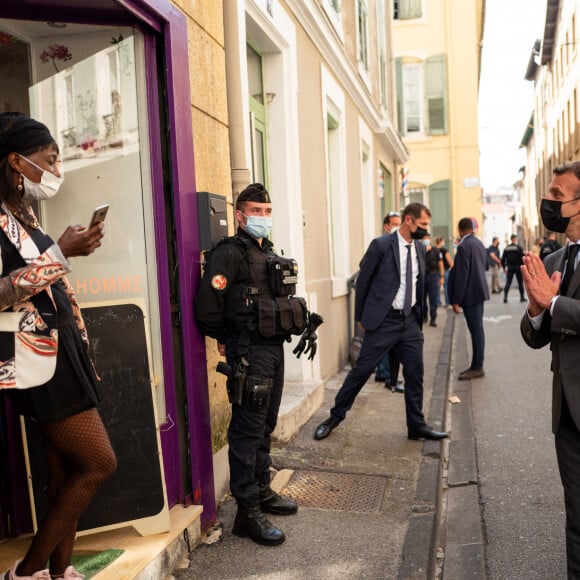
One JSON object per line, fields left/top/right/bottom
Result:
{"left": 244, "top": 375, "right": 274, "bottom": 412}
{"left": 218, "top": 361, "right": 247, "bottom": 407}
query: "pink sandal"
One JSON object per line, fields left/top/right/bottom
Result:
{"left": 52, "top": 566, "right": 84, "bottom": 580}
{"left": 6, "top": 560, "right": 50, "bottom": 580}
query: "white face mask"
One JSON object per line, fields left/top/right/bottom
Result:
{"left": 19, "top": 155, "right": 64, "bottom": 201}
{"left": 243, "top": 214, "right": 272, "bottom": 239}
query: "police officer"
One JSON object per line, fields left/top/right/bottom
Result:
{"left": 539, "top": 230, "right": 562, "bottom": 261}
{"left": 501, "top": 234, "right": 526, "bottom": 303}
{"left": 194, "top": 183, "right": 316, "bottom": 546}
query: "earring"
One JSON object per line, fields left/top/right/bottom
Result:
{"left": 17, "top": 173, "right": 23, "bottom": 192}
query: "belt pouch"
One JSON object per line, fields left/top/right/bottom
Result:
{"left": 276, "top": 298, "right": 293, "bottom": 332}
{"left": 257, "top": 297, "right": 277, "bottom": 338}
{"left": 245, "top": 375, "right": 274, "bottom": 412}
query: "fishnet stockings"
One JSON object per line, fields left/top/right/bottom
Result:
{"left": 17, "top": 408, "right": 116, "bottom": 578}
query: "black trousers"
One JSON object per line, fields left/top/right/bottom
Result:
{"left": 555, "top": 394, "right": 580, "bottom": 579}
{"left": 424, "top": 272, "right": 439, "bottom": 322}
{"left": 330, "top": 309, "right": 425, "bottom": 431}
{"left": 504, "top": 267, "right": 524, "bottom": 299}
{"left": 225, "top": 341, "right": 284, "bottom": 506}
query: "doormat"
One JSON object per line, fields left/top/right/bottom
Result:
{"left": 70, "top": 549, "right": 124, "bottom": 579}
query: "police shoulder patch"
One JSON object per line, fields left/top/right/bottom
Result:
{"left": 211, "top": 274, "right": 227, "bottom": 291}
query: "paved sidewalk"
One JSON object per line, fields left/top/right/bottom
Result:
{"left": 176, "top": 310, "right": 455, "bottom": 580}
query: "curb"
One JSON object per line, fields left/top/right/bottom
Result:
{"left": 399, "top": 312, "right": 455, "bottom": 579}
{"left": 441, "top": 315, "right": 485, "bottom": 578}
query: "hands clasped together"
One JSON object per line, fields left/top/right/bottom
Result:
{"left": 521, "top": 252, "right": 561, "bottom": 317}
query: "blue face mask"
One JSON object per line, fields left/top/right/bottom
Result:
{"left": 243, "top": 215, "right": 272, "bottom": 239}
{"left": 423, "top": 239, "right": 431, "bottom": 246}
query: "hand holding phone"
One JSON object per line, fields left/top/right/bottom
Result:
{"left": 89, "top": 204, "right": 109, "bottom": 228}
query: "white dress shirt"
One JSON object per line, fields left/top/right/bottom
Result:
{"left": 392, "top": 231, "right": 418, "bottom": 310}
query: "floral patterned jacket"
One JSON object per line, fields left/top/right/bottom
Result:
{"left": 0, "top": 206, "right": 87, "bottom": 389}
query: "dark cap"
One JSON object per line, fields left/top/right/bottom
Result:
{"left": 237, "top": 183, "right": 271, "bottom": 204}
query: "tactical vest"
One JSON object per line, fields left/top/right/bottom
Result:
{"left": 222, "top": 235, "right": 307, "bottom": 341}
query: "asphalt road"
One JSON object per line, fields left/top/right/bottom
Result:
{"left": 470, "top": 287, "right": 567, "bottom": 579}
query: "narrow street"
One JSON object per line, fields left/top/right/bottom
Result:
{"left": 458, "top": 283, "right": 567, "bottom": 578}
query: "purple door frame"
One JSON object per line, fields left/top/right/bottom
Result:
{"left": 2, "top": 0, "right": 216, "bottom": 530}
{"left": 109, "top": 0, "right": 217, "bottom": 525}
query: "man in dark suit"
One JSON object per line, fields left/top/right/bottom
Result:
{"left": 447, "top": 218, "right": 490, "bottom": 380}
{"left": 313, "top": 202, "right": 448, "bottom": 441}
{"left": 520, "top": 161, "right": 580, "bottom": 577}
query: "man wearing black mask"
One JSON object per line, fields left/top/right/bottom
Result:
{"left": 521, "top": 161, "right": 580, "bottom": 577}
{"left": 314, "top": 202, "right": 448, "bottom": 442}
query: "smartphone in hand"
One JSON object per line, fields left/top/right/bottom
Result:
{"left": 89, "top": 204, "right": 109, "bottom": 228}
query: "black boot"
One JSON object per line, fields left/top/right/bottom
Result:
{"left": 232, "top": 504, "right": 285, "bottom": 546}
{"left": 258, "top": 484, "right": 298, "bottom": 515}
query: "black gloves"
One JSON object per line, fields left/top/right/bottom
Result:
{"left": 293, "top": 312, "right": 324, "bottom": 361}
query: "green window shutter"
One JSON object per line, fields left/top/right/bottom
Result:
{"left": 425, "top": 54, "right": 448, "bottom": 135}
{"left": 428, "top": 180, "right": 451, "bottom": 243}
{"left": 395, "top": 58, "right": 406, "bottom": 136}
{"left": 399, "top": 0, "right": 422, "bottom": 19}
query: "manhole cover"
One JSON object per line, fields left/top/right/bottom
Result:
{"left": 282, "top": 470, "right": 387, "bottom": 513}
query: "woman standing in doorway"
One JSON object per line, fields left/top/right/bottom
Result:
{"left": 0, "top": 113, "right": 116, "bottom": 580}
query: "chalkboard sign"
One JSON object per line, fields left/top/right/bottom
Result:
{"left": 25, "top": 302, "right": 168, "bottom": 534}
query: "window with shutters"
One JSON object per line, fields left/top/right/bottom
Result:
{"left": 395, "top": 54, "right": 448, "bottom": 136}
{"left": 323, "top": 0, "right": 343, "bottom": 35}
{"left": 402, "top": 63, "right": 423, "bottom": 133}
{"left": 394, "top": 0, "right": 423, "bottom": 20}
{"left": 429, "top": 180, "right": 451, "bottom": 244}
{"left": 377, "top": 0, "right": 388, "bottom": 109}
{"left": 357, "top": 0, "right": 369, "bottom": 73}
{"left": 425, "top": 54, "right": 448, "bottom": 134}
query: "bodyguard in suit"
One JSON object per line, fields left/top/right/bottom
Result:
{"left": 447, "top": 217, "right": 490, "bottom": 380}
{"left": 520, "top": 161, "right": 580, "bottom": 577}
{"left": 314, "top": 202, "right": 448, "bottom": 441}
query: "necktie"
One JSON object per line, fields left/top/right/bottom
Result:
{"left": 561, "top": 244, "right": 579, "bottom": 295}
{"left": 403, "top": 244, "right": 413, "bottom": 316}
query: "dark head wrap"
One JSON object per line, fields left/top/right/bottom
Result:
{"left": 237, "top": 183, "right": 271, "bottom": 204}
{"left": 0, "top": 115, "right": 55, "bottom": 161}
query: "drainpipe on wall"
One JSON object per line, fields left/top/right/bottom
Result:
{"left": 444, "top": 0, "right": 458, "bottom": 225}
{"left": 223, "top": 0, "right": 252, "bottom": 200}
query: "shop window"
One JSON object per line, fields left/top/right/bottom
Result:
{"left": 0, "top": 21, "right": 165, "bottom": 418}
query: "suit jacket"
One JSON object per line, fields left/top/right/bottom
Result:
{"left": 355, "top": 232, "right": 425, "bottom": 332}
{"left": 447, "top": 233, "right": 490, "bottom": 307}
{"left": 521, "top": 246, "right": 580, "bottom": 433}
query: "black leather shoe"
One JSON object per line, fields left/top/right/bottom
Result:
{"left": 232, "top": 505, "right": 285, "bottom": 546}
{"left": 314, "top": 416, "right": 341, "bottom": 440}
{"left": 258, "top": 485, "right": 298, "bottom": 515}
{"left": 429, "top": 319, "right": 437, "bottom": 327}
{"left": 408, "top": 425, "right": 448, "bottom": 440}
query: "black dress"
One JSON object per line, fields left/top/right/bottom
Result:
{"left": 3, "top": 225, "right": 100, "bottom": 423}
